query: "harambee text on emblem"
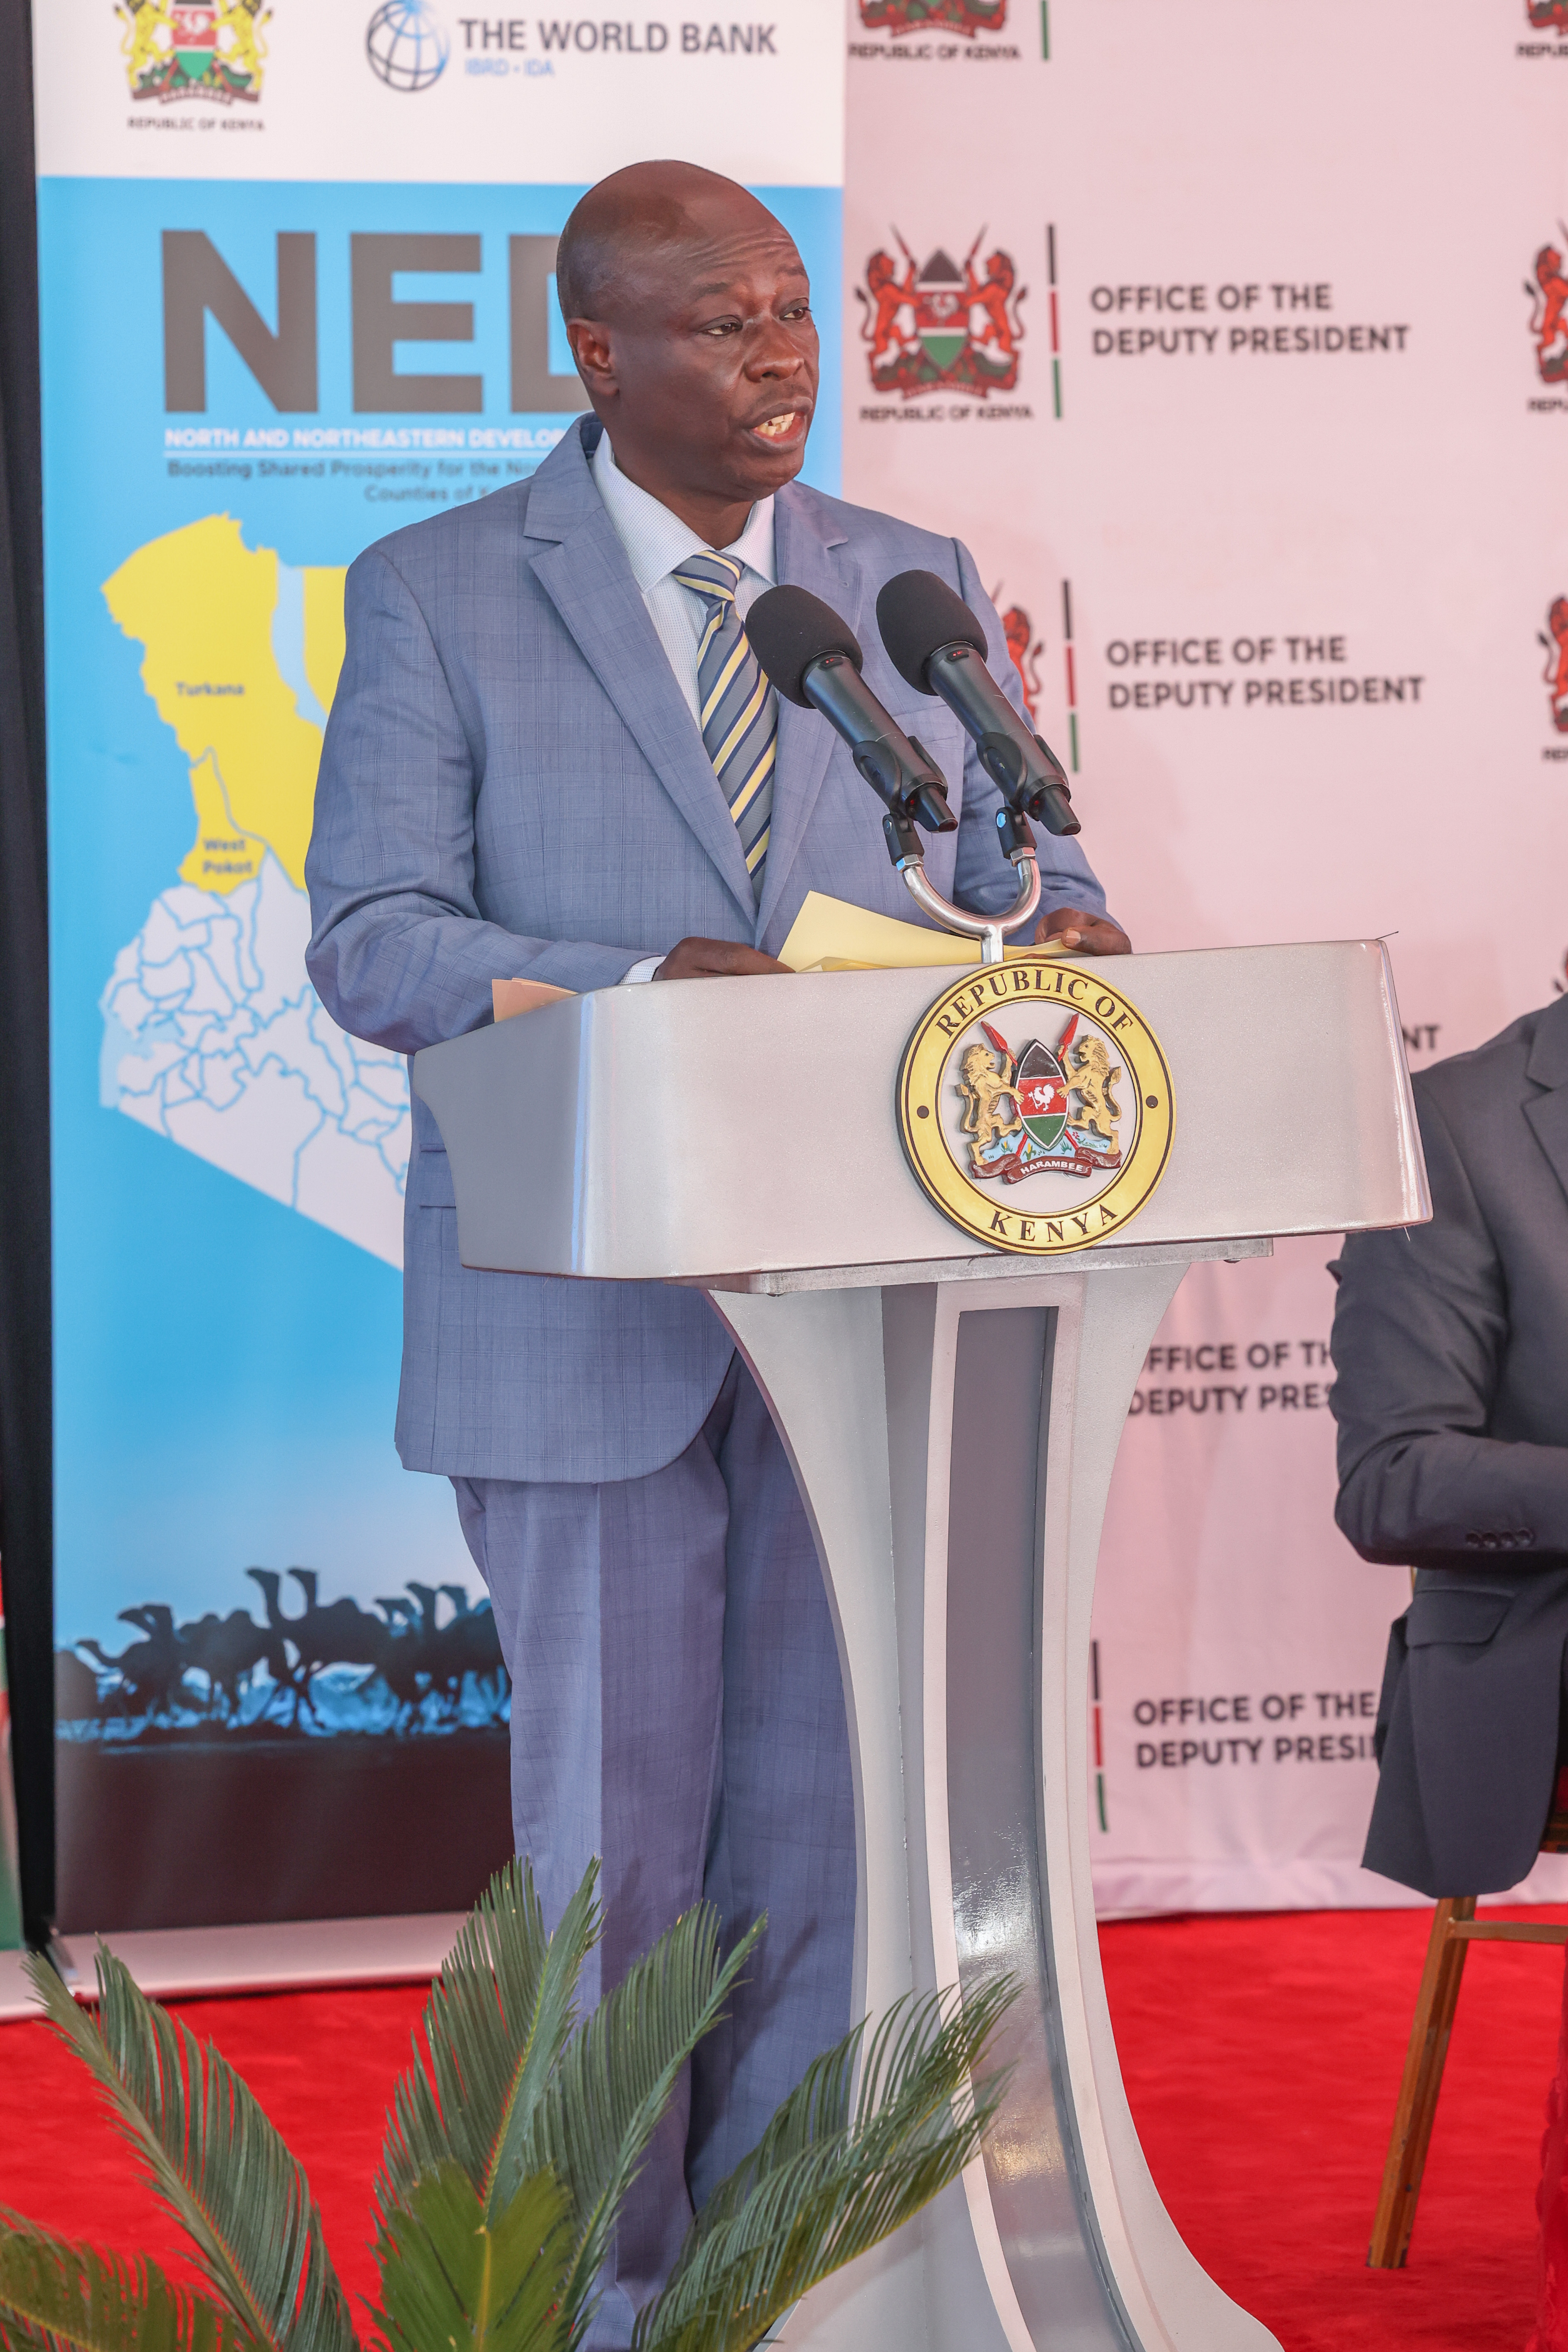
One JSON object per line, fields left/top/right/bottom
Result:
{"left": 896, "top": 958, "right": 1175, "bottom": 1254}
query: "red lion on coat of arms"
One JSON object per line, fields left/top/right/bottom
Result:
{"left": 998, "top": 601, "right": 1043, "bottom": 722}
{"left": 1528, "top": 0, "right": 1568, "bottom": 29}
{"left": 1541, "top": 598, "right": 1568, "bottom": 733}
{"left": 1529, "top": 241, "right": 1568, "bottom": 381}
{"left": 858, "top": 234, "right": 1025, "bottom": 399}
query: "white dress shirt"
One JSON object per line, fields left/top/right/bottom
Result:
{"left": 591, "top": 427, "right": 777, "bottom": 722}
{"left": 590, "top": 433, "right": 777, "bottom": 979}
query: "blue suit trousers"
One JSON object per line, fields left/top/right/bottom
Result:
{"left": 452, "top": 1354, "right": 856, "bottom": 2347}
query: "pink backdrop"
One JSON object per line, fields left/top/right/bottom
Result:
{"left": 842, "top": 0, "right": 1568, "bottom": 1909}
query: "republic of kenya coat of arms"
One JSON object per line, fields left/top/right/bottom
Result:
{"left": 119, "top": 0, "right": 269, "bottom": 103}
{"left": 897, "top": 959, "right": 1175, "bottom": 1255}
{"left": 858, "top": 236, "right": 1025, "bottom": 399}
{"left": 859, "top": 0, "right": 1008, "bottom": 35}
{"left": 959, "top": 1015, "right": 1122, "bottom": 1182}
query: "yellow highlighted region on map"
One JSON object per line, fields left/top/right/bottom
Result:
{"left": 104, "top": 515, "right": 347, "bottom": 893}
{"left": 177, "top": 752, "right": 266, "bottom": 894}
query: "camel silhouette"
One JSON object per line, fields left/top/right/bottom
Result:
{"left": 178, "top": 1607, "right": 292, "bottom": 1719}
{"left": 78, "top": 1606, "right": 191, "bottom": 1721}
{"left": 246, "top": 1567, "right": 391, "bottom": 1723}
{"left": 72, "top": 1568, "right": 508, "bottom": 1734}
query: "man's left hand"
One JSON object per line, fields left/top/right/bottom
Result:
{"left": 1035, "top": 906, "right": 1132, "bottom": 956}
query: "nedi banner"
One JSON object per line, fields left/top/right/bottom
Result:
{"left": 842, "top": 0, "right": 1568, "bottom": 1911}
{"left": 34, "top": 0, "right": 843, "bottom": 1929}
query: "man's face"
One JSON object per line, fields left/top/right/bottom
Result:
{"left": 568, "top": 194, "right": 818, "bottom": 515}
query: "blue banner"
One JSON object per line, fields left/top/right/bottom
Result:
{"left": 38, "top": 172, "right": 841, "bottom": 1926}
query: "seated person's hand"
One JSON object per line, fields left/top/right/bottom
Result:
{"left": 654, "top": 938, "right": 791, "bottom": 980}
{"left": 1036, "top": 906, "right": 1132, "bottom": 956}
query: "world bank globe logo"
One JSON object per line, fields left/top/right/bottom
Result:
{"left": 366, "top": 0, "right": 450, "bottom": 90}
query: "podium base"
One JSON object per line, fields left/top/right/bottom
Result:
{"left": 713, "top": 1256, "right": 1280, "bottom": 2352}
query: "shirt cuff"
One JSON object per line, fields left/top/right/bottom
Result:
{"left": 621, "top": 955, "right": 663, "bottom": 985}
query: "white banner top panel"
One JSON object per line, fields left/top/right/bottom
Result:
{"left": 34, "top": 0, "right": 844, "bottom": 187}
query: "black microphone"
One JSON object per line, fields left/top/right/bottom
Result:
{"left": 743, "top": 585, "right": 957, "bottom": 866}
{"left": 875, "top": 569, "right": 1081, "bottom": 839}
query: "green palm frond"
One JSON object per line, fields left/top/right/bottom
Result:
{"left": 631, "top": 1978, "right": 1017, "bottom": 2352}
{"left": 378, "top": 1862, "right": 599, "bottom": 2224}
{"left": 375, "top": 1864, "right": 763, "bottom": 2349}
{"left": 25, "top": 1954, "right": 355, "bottom": 2352}
{"left": 373, "top": 2164, "right": 572, "bottom": 2352}
{"left": 0, "top": 2216, "right": 238, "bottom": 2352}
{"left": 12, "top": 1879, "right": 1013, "bottom": 2352}
{"left": 545, "top": 1907, "right": 765, "bottom": 2341}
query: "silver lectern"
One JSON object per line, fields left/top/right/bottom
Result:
{"left": 413, "top": 941, "right": 1426, "bottom": 2352}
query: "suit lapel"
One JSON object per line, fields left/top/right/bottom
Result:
{"left": 754, "top": 486, "right": 855, "bottom": 943}
{"left": 1524, "top": 999, "right": 1568, "bottom": 1207}
{"left": 524, "top": 427, "right": 757, "bottom": 926}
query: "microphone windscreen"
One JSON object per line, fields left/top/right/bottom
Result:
{"left": 742, "top": 585, "right": 864, "bottom": 707}
{"left": 876, "top": 569, "right": 988, "bottom": 694}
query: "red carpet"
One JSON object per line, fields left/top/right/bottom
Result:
{"left": 0, "top": 1980, "right": 429, "bottom": 2322}
{"left": 1103, "top": 1904, "right": 1566, "bottom": 2350}
{"left": 2, "top": 1906, "right": 1565, "bottom": 2346}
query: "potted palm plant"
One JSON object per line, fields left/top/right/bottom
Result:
{"left": 0, "top": 1858, "right": 1012, "bottom": 2352}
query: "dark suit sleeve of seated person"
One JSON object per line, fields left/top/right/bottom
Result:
{"left": 1329, "top": 1075, "right": 1568, "bottom": 1569}
{"left": 304, "top": 542, "right": 654, "bottom": 1058}
{"left": 1329, "top": 1011, "right": 1568, "bottom": 1893}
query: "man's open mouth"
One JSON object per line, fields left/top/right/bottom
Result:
{"left": 751, "top": 409, "right": 807, "bottom": 442}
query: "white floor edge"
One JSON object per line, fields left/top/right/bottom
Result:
{"left": 1092, "top": 1847, "right": 1568, "bottom": 1918}
{"left": 0, "top": 1911, "right": 461, "bottom": 2023}
{"left": 9, "top": 1854, "right": 1568, "bottom": 2025}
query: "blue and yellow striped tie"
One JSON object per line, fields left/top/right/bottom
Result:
{"left": 672, "top": 551, "right": 776, "bottom": 900}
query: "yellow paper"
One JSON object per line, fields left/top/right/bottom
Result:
{"left": 778, "top": 893, "right": 980, "bottom": 973}
{"left": 493, "top": 976, "right": 574, "bottom": 1022}
{"left": 779, "top": 891, "right": 1063, "bottom": 975}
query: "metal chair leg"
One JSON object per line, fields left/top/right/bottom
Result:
{"left": 1368, "top": 1896, "right": 1476, "bottom": 2267}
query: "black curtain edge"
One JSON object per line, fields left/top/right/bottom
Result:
{"left": 0, "top": 0, "right": 56, "bottom": 1945}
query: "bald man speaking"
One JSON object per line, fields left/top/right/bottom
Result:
{"left": 306, "top": 161, "right": 1121, "bottom": 2340}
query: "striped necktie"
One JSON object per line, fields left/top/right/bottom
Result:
{"left": 671, "top": 550, "right": 777, "bottom": 899}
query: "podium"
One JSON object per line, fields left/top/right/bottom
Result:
{"left": 413, "top": 941, "right": 1426, "bottom": 2352}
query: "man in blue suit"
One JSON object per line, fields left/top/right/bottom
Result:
{"left": 306, "top": 159, "right": 1123, "bottom": 2340}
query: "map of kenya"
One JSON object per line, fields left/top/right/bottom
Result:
{"left": 100, "top": 515, "right": 409, "bottom": 1267}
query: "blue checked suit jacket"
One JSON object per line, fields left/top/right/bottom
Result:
{"left": 306, "top": 414, "right": 1110, "bottom": 1484}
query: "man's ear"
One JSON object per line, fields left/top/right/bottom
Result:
{"left": 566, "top": 319, "right": 616, "bottom": 395}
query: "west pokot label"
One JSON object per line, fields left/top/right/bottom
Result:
{"left": 898, "top": 958, "right": 1174, "bottom": 1254}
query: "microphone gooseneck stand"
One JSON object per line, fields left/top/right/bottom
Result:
{"left": 891, "top": 807, "right": 1042, "bottom": 967}
{"left": 739, "top": 582, "right": 1050, "bottom": 966}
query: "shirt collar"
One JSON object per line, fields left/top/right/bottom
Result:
{"left": 592, "top": 429, "right": 777, "bottom": 592}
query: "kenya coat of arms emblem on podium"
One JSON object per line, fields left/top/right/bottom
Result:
{"left": 897, "top": 958, "right": 1175, "bottom": 1253}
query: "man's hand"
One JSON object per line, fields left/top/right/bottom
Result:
{"left": 1035, "top": 906, "right": 1132, "bottom": 956}
{"left": 653, "top": 938, "right": 791, "bottom": 981}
